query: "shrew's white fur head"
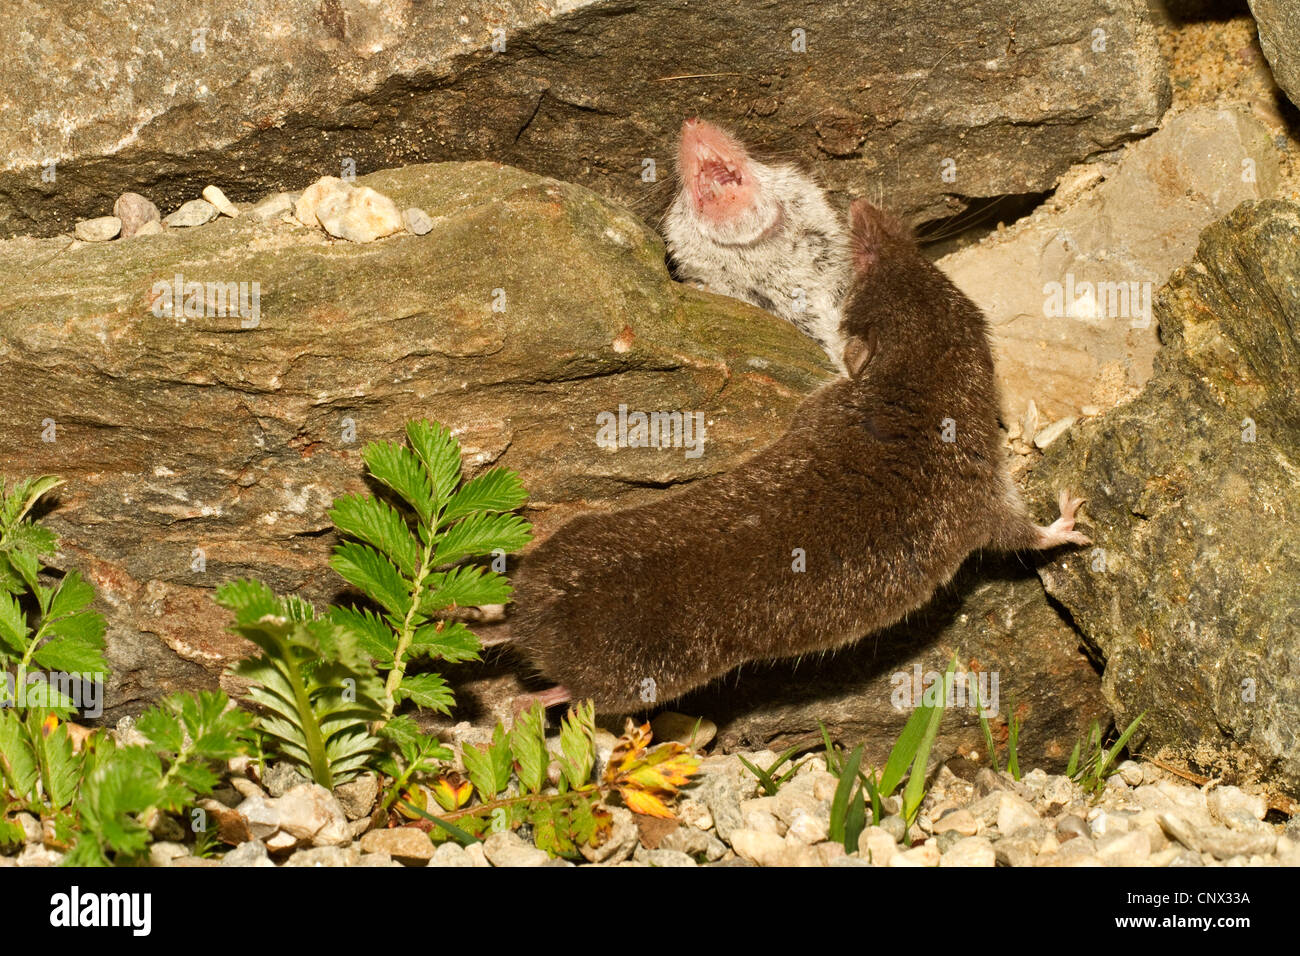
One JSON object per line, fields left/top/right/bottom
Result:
{"left": 664, "top": 118, "right": 851, "bottom": 373}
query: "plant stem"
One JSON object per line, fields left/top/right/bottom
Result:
{"left": 380, "top": 518, "right": 438, "bottom": 725}
{"left": 279, "top": 632, "right": 331, "bottom": 787}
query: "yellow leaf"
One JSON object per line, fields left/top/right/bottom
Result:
{"left": 621, "top": 787, "right": 675, "bottom": 819}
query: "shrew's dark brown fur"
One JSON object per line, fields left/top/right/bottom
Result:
{"left": 508, "top": 200, "right": 1086, "bottom": 712}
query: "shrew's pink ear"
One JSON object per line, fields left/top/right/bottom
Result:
{"left": 849, "top": 198, "right": 909, "bottom": 273}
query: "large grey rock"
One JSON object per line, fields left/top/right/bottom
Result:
{"left": 1249, "top": 0, "right": 1300, "bottom": 108}
{"left": 1031, "top": 200, "right": 1300, "bottom": 795}
{"left": 940, "top": 106, "right": 1282, "bottom": 425}
{"left": 1, "top": 0, "right": 1169, "bottom": 239}
{"left": 1, "top": 158, "right": 1105, "bottom": 762}
{"left": 0, "top": 160, "right": 834, "bottom": 721}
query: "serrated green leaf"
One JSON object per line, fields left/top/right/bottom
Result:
{"left": 462, "top": 724, "right": 511, "bottom": 800}
{"left": 326, "top": 606, "right": 397, "bottom": 664}
{"left": 214, "top": 578, "right": 284, "bottom": 624}
{"left": 330, "top": 541, "right": 412, "bottom": 618}
{"left": 46, "top": 570, "right": 95, "bottom": 622}
{"left": 419, "top": 565, "right": 513, "bottom": 614}
{"left": 396, "top": 673, "right": 454, "bottom": 714}
{"left": 432, "top": 513, "right": 532, "bottom": 567}
{"left": 330, "top": 493, "right": 421, "bottom": 578}
{"left": 0, "top": 590, "right": 28, "bottom": 658}
{"left": 32, "top": 629, "right": 107, "bottom": 675}
{"left": 408, "top": 620, "right": 481, "bottom": 663}
{"left": 441, "top": 468, "right": 527, "bottom": 523}
{"left": 558, "top": 700, "right": 596, "bottom": 791}
{"left": 363, "top": 440, "right": 436, "bottom": 525}
{"left": 0, "top": 710, "right": 38, "bottom": 802}
{"left": 509, "top": 702, "right": 548, "bottom": 794}
{"left": 30, "top": 713, "right": 81, "bottom": 810}
{"left": 404, "top": 420, "right": 461, "bottom": 507}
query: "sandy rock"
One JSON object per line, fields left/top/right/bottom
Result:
{"left": 202, "top": 184, "right": 240, "bottom": 217}
{"left": 163, "top": 199, "right": 218, "bottom": 227}
{"left": 940, "top": 107, "right": 1282, "bottom": 424}
{"left": 219, "top": 840, "right": 275, "bottom": 868}
{"left": 283, "top": 845, "right": 362, "bottom": 867}
{"left": 1033, "top": 200, "right": 1300, "bottom": 794}
{"left": 932, "top": 809, "right": 980, "bottom": 836}
{"left": 0, "top": 0, "right": 1168, "bottom": 240}
{"left": 940, "top": 836, "right": 996, "bottom": 867}
{"left": 359, "top": 827, "right": 436, "bottom": 865}
{"left": 250, "top": 191, "right": 299, "bottom": 221}
{"left": 650, "top": 712, "right": 716, "bottom": 750}
{"left": 314, "top": 184, "right": 403, "bottom": 243}
{"left": 148, "top": 841, "right": 189, "bottom": 867}
{"left": 482, "top": 830, "right": 549, "bottom": 867}
{"left": 889, "top": 841, "right": 941, "bottom": 867}
{"left": 857, "top": 827, "right": 898, "bottom": 866}
{"left": 730, "top": 829, "right": 788, "bottom": 867}
{"left": 74, "top": 216, "right": 121, "bottom": 241}
{"left": 275, "top": 784, "right": 351, "bottom": 847}
{"left": 402, "top": 206, "right": 433, "bottom": 236}
{"left": 427, "top": 842, "right": 475, "bottom": 867}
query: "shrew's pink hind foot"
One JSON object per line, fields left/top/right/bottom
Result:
{"left": 512, "top": 685, "right": 572, "bottom": 716}
{"left": 1037, "top": 489, "right": 1092, "bottom": 548}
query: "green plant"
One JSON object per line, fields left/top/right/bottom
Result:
{"left": 737, "top": 745, "right": 806, "bottom": 796}
{"left": 824, "top": 656, "right": 955, "bottom": 852}
{"left": 326, "top": 419, "right": 532, "bottom": 724}
{"left": 976, "top": 687, "right": 1023, "bottom": 781}
{"left": 1067, "top": 712, "right": 1145, "bottom": 796}
{"left": 402, "top": 704, "right": 700, "bottom": 860}
{"left": 0, "top": 476, "right": 108, "bottom": 713}
{"left": 65, "top": 691, "right": 251, "bottom": 866}
{"left": 217, "top": 579, "right": 384, "bottom": 789}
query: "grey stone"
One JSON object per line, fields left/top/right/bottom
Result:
{"left": 994, "top": 836, "right": 1039, "bottom": 868}
{"left": 74, "top": 216, "right": 121, "bottom": 242}
{"left": 428, "top": 842, "right": 475, "bottom": 867}
{"left": 656, "top": 821, "right": 727, "bottom": 862}
{"left": 1249, "top": 0, "right": 1300, "bottom": 108}
{"left": 995, "top": 793, "right": 1041, "bottom": 837}
{"left": 250, "top": 191, "right": 299, "bottom": 221}
{"left": 482, "top": 830, "right": 550, "bottom": 867}
{"left": 1032, "top": 200, "right": 1300, "bottom": 794}
{"left": 163, "top": 199, "right": 218, "bottom": 227}
{"left": 1198, "top": 827, "right": 1276, "bottom": 861}
{"left": 262, "top": 762, "right": 309, "bottom": 798}
{"left": 359, "top": 827, "right": 436, "bottom": 865}
{"left": 282, "top": 845, "right": 362, "bottom": 867}
{"left": 0, "top": 0, "right": 1168, "bottom": 240}
{"left": 219, "top": 840, "right": 275, "bottom": 868}
{"left": 334, "top": 773, "right": 379, "bottom": 820}
{"left": 580, "top": 806, "right": 638, "bottom": 864}
{"left": 633, "top": 846, "right": 698, "bottom": 867}
{"left": 940, "top": 107, "right": 1282, "bottom": 426}
{"left": 878, "top": 815, "right": 907, "bottom": 843}
{"left": 402, "top": 206, "right": 434, "bottom": 236}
